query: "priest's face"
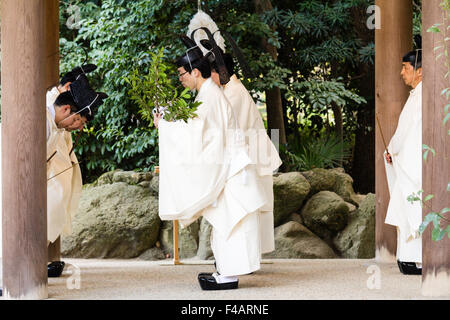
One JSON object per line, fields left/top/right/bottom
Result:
{"left": 55, "top": 105, "right": 77, "bottom": 129}
{"left": 178, "top": 66, "right": 195, "bottom": 90}
{"left": 401, "top": 62, "right": 422, "bottom": 88}
{"left": 66, "top": 114, "right": 87, "bottom": 131}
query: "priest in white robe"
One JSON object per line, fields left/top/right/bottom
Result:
{"left": 46, "top": 67, "right": 104, "bottom": 277}
{"left": 46, "top": 87, "right": 84, "bottom": 246}
{"left": 209, "top": 52, "right": 282, "bottom": 256}
{"left": 155, "top": 39, "right": 267, "bottom": 290}
{"left": 384, "top": 49, "right": 423, "bottom": 275}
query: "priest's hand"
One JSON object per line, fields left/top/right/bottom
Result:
{"left": 385, "top": 152, "right": 392, "bottom": 164}
{"left": 153, "top": 112, "right": 162, "bottom": 129}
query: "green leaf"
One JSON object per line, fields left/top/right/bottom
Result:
{"left": 444, "top": 113, "right": 450, "bottom": 125}
{"left": 424, "top": 194, "right": 434, "bottom": 202}
{"left": 427, "top": 24, "right": 442, "bottom": 33}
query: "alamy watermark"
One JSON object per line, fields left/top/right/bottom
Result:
{"left": 66, "top": 4, "right": 82, "bottom": 30}
{"left": 367, "top": 5, "right": 381, "bottom": 30}
{"left": 366, "top": 264, "right": 381, "bottom": 290}
{"left": 66, "top": 264, "right": 81, "bottom": 290}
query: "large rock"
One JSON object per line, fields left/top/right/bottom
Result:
{"left": 149, "top": 175, "right": 159, "bottom": 196}
{"left": 330, "top": 169, "right": 360, "bottom": 205}
{"left": 263, "top": 221, "right": 336, "bottom": 259}
{"left": 138, "top": 246, "right": 166, "bottom": 260}
{"left": 300, "top": 191, "right": 349, "bottom": 241}
{"left": 196, "top": 218, "right": 214, "bottom": 260}
{"left": 94, "top": 169, "right": 153, "bottom": 187}
{"left": 301, "top": 168, "right": 336, "bottom": 195}
{"left": 273, "top": 172, "right": 311, "bottom": 227}
{"left": 62, "top": 177, "right": 160, "bottom": 258}
{"left": 159, "top": 220, "right": 200, "bottom": 259}
{"left": 333, "top": 193, "right": 376, "bottom": 258}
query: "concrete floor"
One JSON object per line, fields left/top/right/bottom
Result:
{"left": 1, "top": 258, "right": 447, "bottom": 300}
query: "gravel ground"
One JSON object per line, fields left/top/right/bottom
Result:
{"left": 1, "top": 258, "right": 447, "bottom": 300}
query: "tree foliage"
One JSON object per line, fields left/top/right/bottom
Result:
{"left": 59, "top": 0, "right": 377, "bottom": 183}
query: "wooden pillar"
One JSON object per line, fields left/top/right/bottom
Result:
{"left": 1, "top": 0, "right": 48, "bottom": 299}
{"left": 375, "top": 0, "right": 413, "bottom": 262}
{"left": 45, "top": 0, "right": 61, "bottom": 262}
{"left": 421, "top": 0, "right": 450, "bottom": 297}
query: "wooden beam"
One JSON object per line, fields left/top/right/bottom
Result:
{"left": 421, "top": 0, "right": 450, "bottom": 297}
{"left": 375, "top": 0, "right": 413, "bottom": 262}
{"left": 1, "top": 0, "right": 48, "bottom": 299}
{"left": 45, "top": 0, "right": 61, "bottom": 263}
{"left": 44, "top": 0, "right": 60, "bottom": 90}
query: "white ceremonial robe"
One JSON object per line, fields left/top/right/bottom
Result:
{"left": 46, "top": 89, "right": 82, "bottom": 243}
{"left": 222, "top": 75, "right": 282, "bottom": 254}
{"left": 158, "top": 78, "right": 267, "bottom": 276}
{"left": 384, "top": 81, "right": 422, "bottom": 263}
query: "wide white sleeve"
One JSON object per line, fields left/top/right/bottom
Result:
{"left": 158, "top": 115, "right": 230, "bottom": 224}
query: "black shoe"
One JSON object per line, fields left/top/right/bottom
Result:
{"left": 198, "top": 261, "right": 218, "bottom": 277}
{"left": 48, "top": 261, "right": 65, "bottom": 278}
{"left": 198, "top": 274, "right": 238, "bottom": 290}
{"left": 198, "top": 272, "right": 214, "bottom": 277}
{"left": 397, "top": 260, "right": 422, "bottom": 275}
{"left": 0, "top": 288, "right": 2, "bottom": 296}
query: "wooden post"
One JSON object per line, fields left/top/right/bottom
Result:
{"left": 173, "top": 220, "right": 181, "bottom": 265}
{"left": 421, "top": 0, "right": 450, "bottom": 297}
{"left": 1, "top": 0, "right": 48, "bottom": 299}
{"left": 375, "top": 0, "right": 412, "bottom": 262}
{"left": 45, "top": 0, "right": 61, "bottom": 263}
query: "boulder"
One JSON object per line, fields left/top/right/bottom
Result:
{"left": 333, "top": 193, "right": 376, "bottom": 258}
{"left": 300, "top": 191, "right": 349, "bottom": 241}
{"left": 159, "top": 220, "right": 200, "bottom": 259}
{"left": 138, "top": 246, "right": 166, "bottom": 260}
{"left": 149, "top": 175, "right": 159, "bottom": 196}
{"left": 263, "top": 221, "right": 337, "bottom": 259}
{"left": 273, "top": 172, "right": 311, "bottom": 227}
{"left": 196, "top": 218, "right": 214, "bottom": 260}
{"left": 332, "top": 170, "right": 360, "bottom": 205}
{"left": 301, "top": 168, "right": 336, "bottom": 195}
{"left": 288, "top": 212, "right": 303, "bottom": 225}
{"left": 61, "top": 180, "right": 160, "bottom": 258}
{"left": 95, "top": 169, "right": 153, "bottom": 187}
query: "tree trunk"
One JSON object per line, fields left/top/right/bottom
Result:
{"left": 254, "top": 0, "right": 286, "bottom": 145}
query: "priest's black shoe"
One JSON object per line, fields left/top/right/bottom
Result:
{"left": 397, "top": 260, "right": 422, "bottom": 275}
{"left": 198, "top": 274, "right": 238, "bottom": 290}
{"left": 198, "top": 261, "right": 217, "bottom": 277}
{"left": 198, "top": 272, "right": 214, "bottom": 277}
{"left": 48, "top": 261, "right": 65, "bottom": 278}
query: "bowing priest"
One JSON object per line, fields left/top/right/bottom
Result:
{"left": 154, "top": 36, "right": 268, "bottom": 290}
{"left": 46, "top": 68, "right": 107, "bottom": 277}
{"left": 384, "top": 47, "right": 423, "bottom": 275}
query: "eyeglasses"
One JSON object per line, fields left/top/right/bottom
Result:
{"left": 179, "top": 71, "right": 188, "bottom": 78}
